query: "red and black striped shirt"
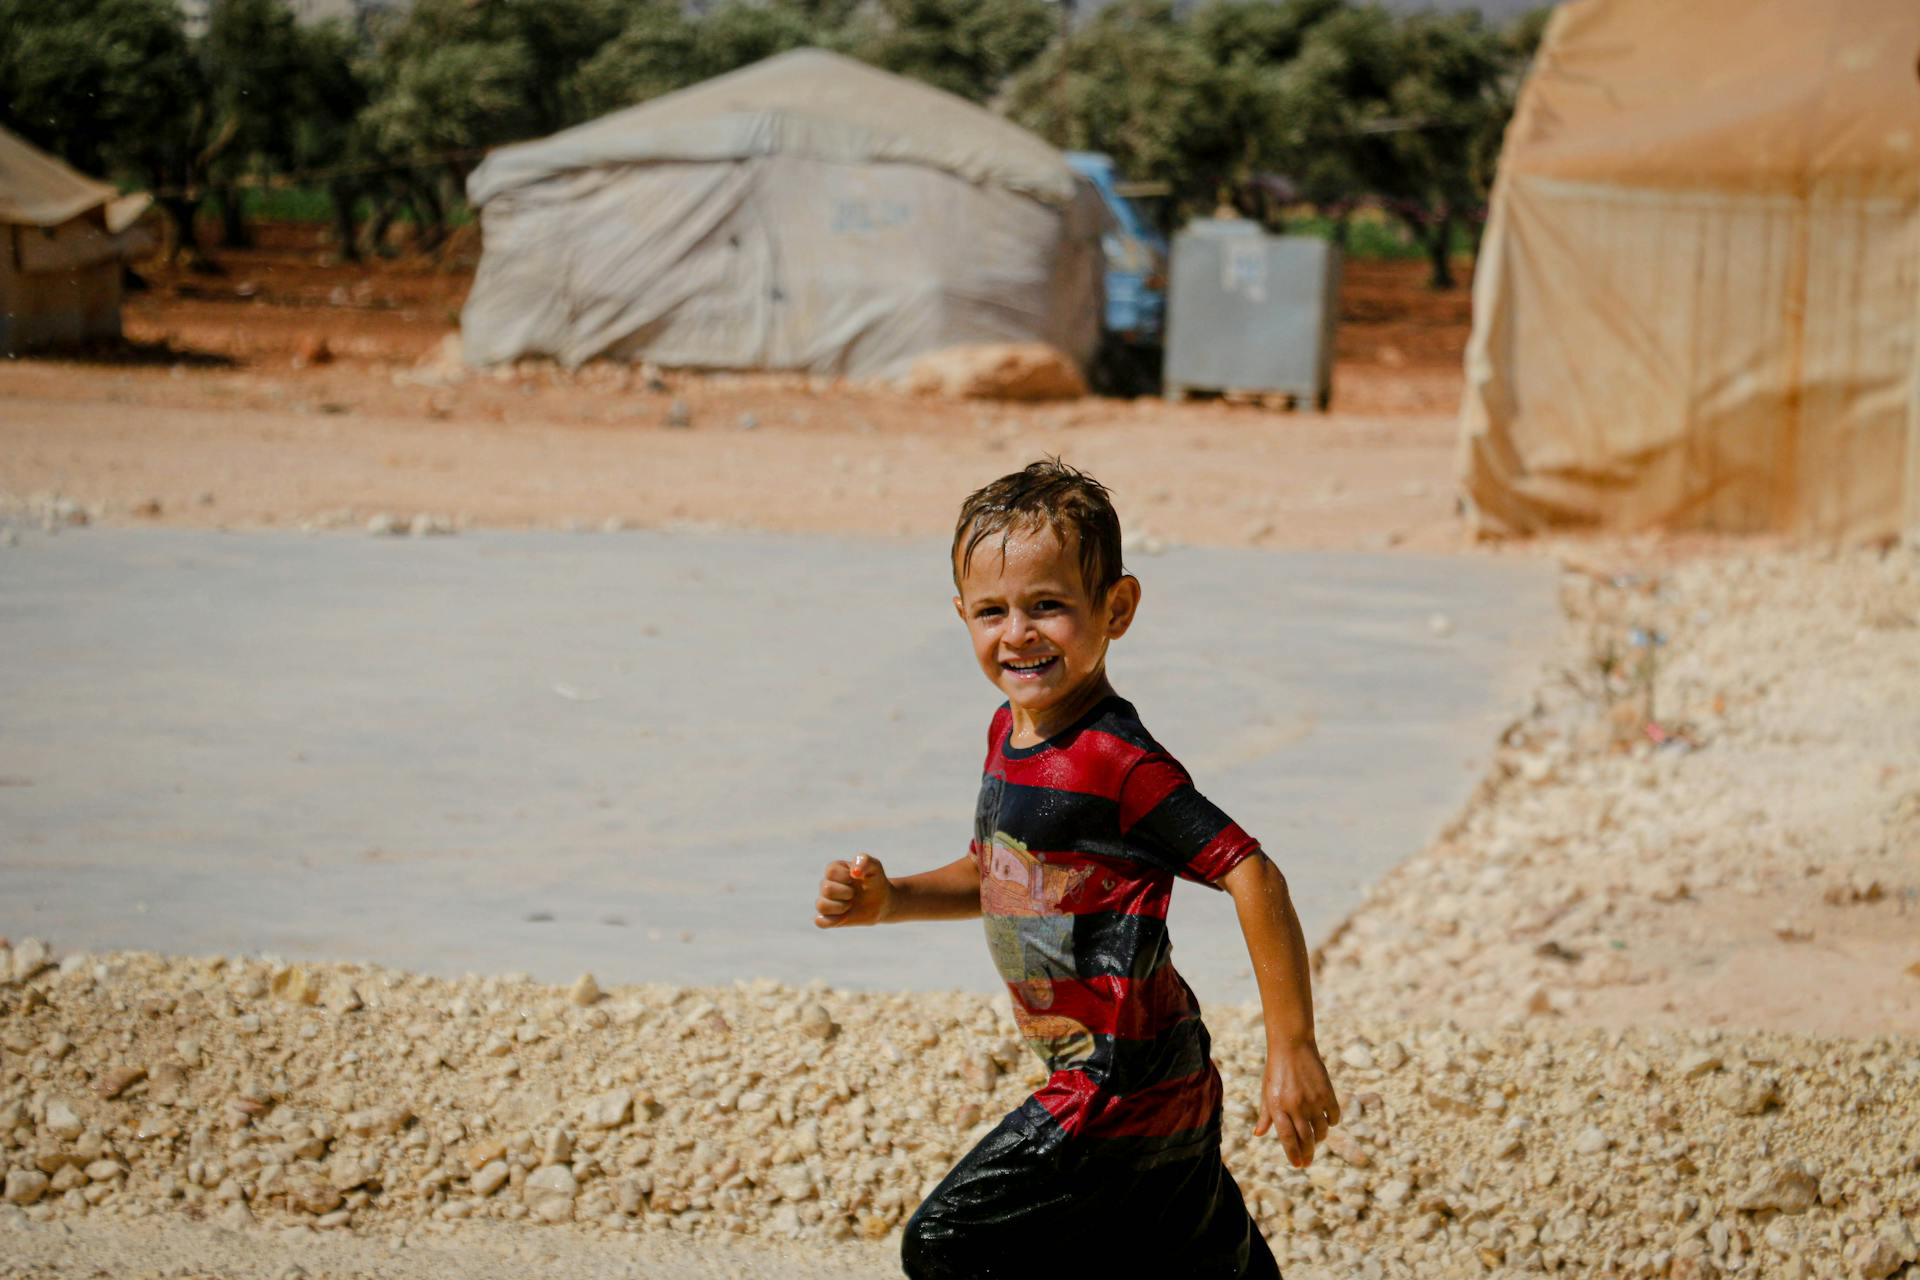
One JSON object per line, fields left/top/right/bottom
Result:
{"left": 972, "top": 695, "right": 1262, "bottom": 1157}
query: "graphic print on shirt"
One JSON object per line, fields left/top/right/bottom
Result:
{"left": 978, "top": 829, "right": 1098, "bottom": 1066}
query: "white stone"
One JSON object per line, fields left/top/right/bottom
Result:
{"left": 1373, "top": 1179, "right": 1412, "bottom": 1208}
{"left": 3, "top": 1171, "right": 49, "bottom": 1205}
{"left": 580, "top": 1089, "right": 632, "bottom": 1131}
{"left": 343, "top": 1106, "right": 410, "bottom": 1137}
{"left": 1734, "top": 1160, "right": 1819, "bottom": 1215}
{"left": 43, "top": 1100, "right": 84, "bottom": 1141}
{"left": 523, "top": 1164, "right": 577, "bottom": 1204}
{"left": 10, "top": 938, "right": 52, "bottom": 981}
{"left": 1678, "top": 1050, "right": 1722, "bottom": 1078}
{"left": 772, "top": 1166, "right": 816, "bottom": 1202}
{"left": 470, "top": 1161, "right": 509, "bottom": 1197}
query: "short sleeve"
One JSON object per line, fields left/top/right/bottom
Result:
{"left": 1117, "top": 752, "right": 1263, "bottom": 886}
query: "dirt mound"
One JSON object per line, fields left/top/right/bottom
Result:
{"left": 3, "top": 926, "right": 1917, "bottom": 1278}
{"left": 1317, "top": 542, "right": 1920, "bottom": 1042}
{"left": 897, "top": 344, "right": 1086, "bottom": 401}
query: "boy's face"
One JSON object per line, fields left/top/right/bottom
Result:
{"left": 952, "top": 522, "right": 1139, "bottom": 724}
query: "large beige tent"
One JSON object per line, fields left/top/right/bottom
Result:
{"left": 1458, "top": 0, "right": 1920, "bottom": 540}
{"left": 461, "top": 49, "right": 1103, "bottom": 378}
{"left": 0, "top": 128, "right": 151, "bottom": 356}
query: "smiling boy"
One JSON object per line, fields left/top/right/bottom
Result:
{"left": 814, "top": 459, "right": 1338, "bottom": 1277}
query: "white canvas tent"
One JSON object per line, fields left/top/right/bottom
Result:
{"left": 0, "top": 128, "right": 152, "bottom": 356}
{"left": 460, "top": 49, "right": 1103, "bottom": 378}
{"left": 1458, "top": 0, "right": 1920, "bottom": 540}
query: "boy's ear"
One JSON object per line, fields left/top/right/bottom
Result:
{"left": 1105, "top": 575, "right": 1141, "bottom": 639}
{"left": 952, "top": 595, "right": 967, "bottom": 623}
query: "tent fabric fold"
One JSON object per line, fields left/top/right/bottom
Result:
{"left": 467, "top": 48, "right": 1077, "bottom": 209}
{"left": 1458, "top": 0, "right": 1920, "bottom": 540}
{"left": 0, "top": 127, "right": 123, "bottom": 228}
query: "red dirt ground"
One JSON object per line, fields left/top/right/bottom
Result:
{"left": 2, "top": 223, "right": 1476, "bottom": 550}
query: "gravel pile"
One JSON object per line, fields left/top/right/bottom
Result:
{"left": 1319, "top": 542, "right": 1920, "bottom": 1035}
{"left": 2, "top": 936, "right": 1916, "bottom": 1278}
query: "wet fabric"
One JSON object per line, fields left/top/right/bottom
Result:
{"left": 904, "top": 696, "right": 1277, "bottom": 1274}
{"left": 973, "top": 696, "right": 1259, "bottom": 1149}
{"left": 902, "top": 1091, "right": 1280, "bottom": 1278}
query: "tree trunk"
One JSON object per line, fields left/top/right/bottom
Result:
{"left": 159, "top": 196, "right": 201, "bottom": 264}
{"left": 368, "top": 195, "right": 400, "bottom": 259}
{"left": 217, "top": 188, "right": 252, "bottom": 248}
{"left": 1425, "top": 211, "right": 1456, "bottom": 291}
{"left": 328, "top": 181, "right": 361, "bottom": 263}
{"left": 410, "top": 174, "right": 447, "bottom": 253}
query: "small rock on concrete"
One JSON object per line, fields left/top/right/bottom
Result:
{"left": 10, "top": 937, "right": 52, "bottom": 981}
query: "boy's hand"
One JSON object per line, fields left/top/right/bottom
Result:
{"left": 814, "top": 854, "right": 893, "bottom": 928}
{"left": 1255, "top": 1038, "right": 1340, "bottom": 1169}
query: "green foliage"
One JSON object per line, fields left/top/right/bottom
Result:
{"left": 218, "top": 184, "right": 473, "bottom": 227}
{"left": 1188, "top": 0, "right": 1342, "bottom": 70}
{"left": 363, "top": 0, "right": 627, "bottom": 158}
{"left": 849, "top": 0, "right": 1055, "bottom": 104}
{"left": 0, "top": 0, "right": 200, "bottom": 180}
{"left": 1006, "top": 0, "right": 1253, "bottom": 213}
{"left": 1263, "top": 4, "right": 1521, "bottom": 284}
{"left": 1283, "top": 209, "right": 1476, "bottom": 259}
{"left": 568, "top": 4, "right": 704, "bottom": 118}
{"left": 1, "top": 0, "right": 1547, "bottom": 273}
{"left": 570, "top": 0, "right": 827, "bottom": 119}
{"left": 203, "top": 0, "right": 310, "bottom": 165}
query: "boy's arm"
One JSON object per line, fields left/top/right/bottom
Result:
{"left": 814, "top": 852, "right": 981, "bottom": 928}
{"left": 1221, "top": 852, "right": 1341, "bottom": 1168}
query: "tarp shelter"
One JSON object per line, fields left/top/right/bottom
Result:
{"left": 461, "top": 48, "right": 1103, "bottom": 377}
{"left": 0, "top": 127, "right": 151, "bottom": 356}
{"left": 1458, "top": 0, "right": 1920, "bottom": 540}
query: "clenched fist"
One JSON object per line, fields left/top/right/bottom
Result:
{"left": 814, "top": 853, "right": 893, "bottom": 928}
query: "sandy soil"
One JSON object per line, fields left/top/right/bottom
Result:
{"left": 0, "top": 227, "right": 1468, "bottom": 553}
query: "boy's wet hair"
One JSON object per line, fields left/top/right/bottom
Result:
{"left": 952, "top": 458, "right": 1125, "bottom": 597}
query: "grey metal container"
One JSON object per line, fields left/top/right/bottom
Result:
{"left": 1162, "top": 219, "right": 1341, "bottom": 407}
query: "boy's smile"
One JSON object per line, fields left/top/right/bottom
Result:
{"left": 953, "top": 522, "right": 1139, "bottom": 745}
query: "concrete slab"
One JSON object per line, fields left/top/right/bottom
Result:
{"left": 0, "top": 529, "right": 1558, "bottom": 1007}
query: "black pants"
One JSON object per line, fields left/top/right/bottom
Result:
{"left": 902, "top": 1100, "right": 1282, "bottom": 1279}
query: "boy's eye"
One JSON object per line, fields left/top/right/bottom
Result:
{"left": 975, "top": 606, "right": 1005, "bottom": 619}
{"left": 1033, "top": 600, "right": 1063, "bottom": 611}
